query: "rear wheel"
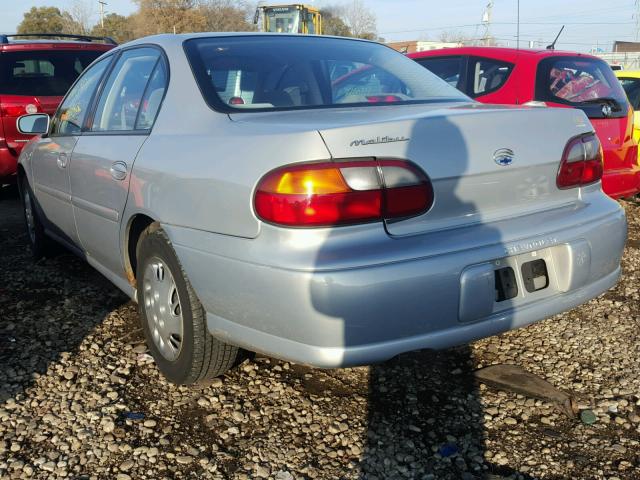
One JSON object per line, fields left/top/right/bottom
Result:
{"left": 20, "top": 178, "right": 56, "bottom": 259}
{"left": 136, "top": 224, "right": 239, "bottom": 384}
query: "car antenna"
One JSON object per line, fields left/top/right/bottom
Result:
{"left": 546, "top": 25, "right": 565, "bottom": 50}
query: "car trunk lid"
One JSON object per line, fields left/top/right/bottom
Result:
{"left": 232, "top": 103, "right": 593, "bottom": 236}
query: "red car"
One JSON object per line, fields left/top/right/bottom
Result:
{"left": 410, "top": 47, "right": 640, "bottom": 199}
{"left": 0, "top": 34, "right": 115, "bottom": 184}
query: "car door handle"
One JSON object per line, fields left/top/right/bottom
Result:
{"left": 110, "top": 161, "right": 128, "bottom": 181}
{"left": 56, "top": 152, "right": 69, "bottom": 169}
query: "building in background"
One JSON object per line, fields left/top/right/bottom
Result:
{"left": 387, "top": 40, "right": 462, "bottom": 54}
{"left": 595, "top": 41, "right": 640, "bottom": 70}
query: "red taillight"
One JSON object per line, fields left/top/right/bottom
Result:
{"left": 3, "top": 105, "right": 26, "bottom": 117}
{"left": 366, "top": 95, "right": 402, "bottom": 103}
{"left": 254, "top": 160, "right": 433, "bottom": 227}
{"left": 557, "top": 134, "right": 603, "bottom": 189}
{"left": 228, "top": 96, "right": 245, "bottom": 105}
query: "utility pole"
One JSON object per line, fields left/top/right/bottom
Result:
{"left": 98, "top": 1, "right": 107, "bottom": 29}
{"left": 516, "top": 0, "right": 520, "bottom": 50}
{"left": 481, "top": 1, "right": 494, "bottom": 46}
{"left": 635, "top": 0, "right": 640, "bottom": 41}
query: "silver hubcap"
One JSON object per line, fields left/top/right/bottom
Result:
{"left": 23, "top": 188, "right": 36, "bottom": 244}
{"left": 142, "top": 257, "right": 184, "bottom": 361}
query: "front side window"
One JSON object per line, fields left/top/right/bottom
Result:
{"left": 469, "top": 57, "right": 513, "bottom": 96}
{"left": 92, "top": 48, "right": 161, "bottom": 132}
{"left": 0, "top": 50, "right": 104, "bottom": 97}
{"left": 51, "top": 56, "right": 112, "bottom": 136}
{"left": 537, "top": 57, "right": 628, "bottom": 106}
{"left": 184, "top": 36, "right": 468, "bottom": 113}
{"left": 415, "top": 56, "right": 465, "bottom": 90}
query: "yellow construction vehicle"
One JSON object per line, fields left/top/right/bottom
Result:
{"left": 254, "top": 4, "right": 322, "bottom": 35}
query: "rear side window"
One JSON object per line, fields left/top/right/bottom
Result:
{"left": 618, "top": 77, "right": 640, "bottom": 110}
{"left": 184, "top": 36, "right": 468, "bottom": 112}
{"left": 91, "top": 48, "right": 161, "bottom": 132}
{"left": 415, "top": 56, "right": 465, "bottom": 90}
{"left": 135, "top": 58, "right": 168, "bottom": 130}
{"left": 0, "top": 50, "right": 103, "bottom": 96}
{"left": 469, "top": 57, "right": 513, "bottom": 96}
{"left": 536, "top": 56, "right": 628, "bottom": 106}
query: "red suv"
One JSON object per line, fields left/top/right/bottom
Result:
{"left": 410, "top": 47, "right": 640, "bottom": 199}
{"left": 0, "top": 34, "right": 115, "bottom": 184}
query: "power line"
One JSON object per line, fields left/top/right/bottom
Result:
{"left": 379, "top": 21, "right": 636, "bottom": 36}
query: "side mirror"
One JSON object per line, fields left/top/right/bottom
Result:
{"left": 17, "top": 114, "right": 50, "bottom": 135}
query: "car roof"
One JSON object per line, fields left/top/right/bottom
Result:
{"left": 408, "top": 46, "right": 602, "bottom": 63}
{"left": 121, "top": 32, "right": 378, "bottom": 50}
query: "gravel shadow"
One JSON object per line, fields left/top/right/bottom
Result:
{"left": 365, "top": 349, "right": 540, "bottom": 479}
{"left": 0, "top": 197, "right": 129, "bottom": 402}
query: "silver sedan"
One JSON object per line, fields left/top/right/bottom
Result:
{"left": 17, "top": 33, "right": 626, "bottom": 384}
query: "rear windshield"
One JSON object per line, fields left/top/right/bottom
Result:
{"left": 536, "top": 56, "right": 628, "bottom": 106}
{"left": 184, "top": 36, "right": 468, "bottom": 112}
{"left": 0, "top": 50, "right": 103, "bottom": 96}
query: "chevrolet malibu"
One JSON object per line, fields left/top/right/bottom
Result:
{"left": 17, "top": 34, "right": 626, "bottom": 385}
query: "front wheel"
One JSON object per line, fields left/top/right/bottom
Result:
{"left": 136, "top": 224, "right": 239, "bottom": 384}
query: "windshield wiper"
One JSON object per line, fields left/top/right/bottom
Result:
{"left": 578, "top": 97, "right": 623, "bottom": 111}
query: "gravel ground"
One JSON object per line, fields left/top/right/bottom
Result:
{"left": 1, "top": 188, "right": 639, "bottom": 480}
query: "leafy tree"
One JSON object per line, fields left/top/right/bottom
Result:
{"left": 91, "top": 13, "right": 135, "bottom": 43}
{"left": 131, "top": 0, "right": 207, "bottom": 36}
{"left": 201, "top": 0, "right": 256, "bottom": 32}
{"left": 321, "top": 7, "right": 352, "bottom": 37}
{"left": 17, "top": 7, "right": 69, "bottom": 34}
{"left": 130, "top": 0, "right": 254, "bottom": 36}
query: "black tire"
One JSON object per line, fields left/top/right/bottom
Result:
{"left": 20, "top": 177, "right": 56, "bottom": 259}
{"left": 136, "top": 223, "right": 239, "bottom": 385}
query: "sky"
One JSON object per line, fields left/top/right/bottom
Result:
{"left": 0, "top": 0, "right": 638, "bottom": 53}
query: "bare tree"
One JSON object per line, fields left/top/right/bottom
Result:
{"left": 341, "top": 0, "right": 376, "bottom": 40}
{"left": 437, "top": 30, "right": 472, "bottom": 45}
{"left": 66, "top": 0, "right": 95, "bottom": 34}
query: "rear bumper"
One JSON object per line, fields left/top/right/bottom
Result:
{"left": 164, "top": 191, "right": 626, "bottom": 368}
{"left": 213, "top": 268, "right": 619, "bottom": 367}
{"left": 602, "top": 165, "right": 640, "bottom": 199}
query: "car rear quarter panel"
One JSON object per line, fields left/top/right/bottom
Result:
{"left": 123, "top": 40, "right": 331, "bottom": 240}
